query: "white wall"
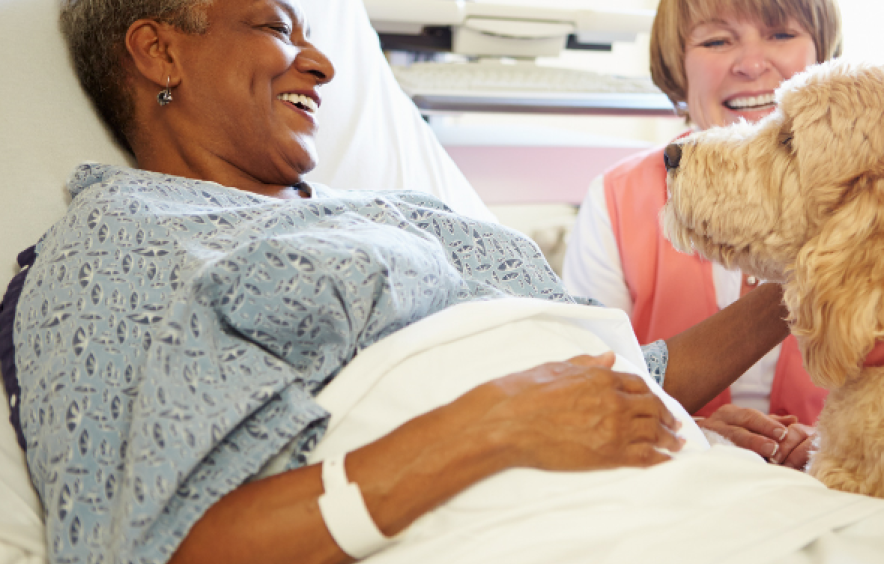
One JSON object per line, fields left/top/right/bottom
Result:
{"left": 474, "top": 0, "right": 658, "bottom": 11}
{"left": 839, "top": 0, "right": 884, "bottom": 64}
{"left": 445, "top": 0, "right": 880, "bottom": 148}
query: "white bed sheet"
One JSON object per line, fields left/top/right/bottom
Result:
{"left": 287, "top": 298, "right": 884, "bottom": 564}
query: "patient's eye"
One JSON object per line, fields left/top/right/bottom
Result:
{"left": 267, "top": 24, "right": 292, "bottom": 36}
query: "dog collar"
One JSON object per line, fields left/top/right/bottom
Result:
{"left": 864, "top": 341, "right": 884, "bottom": 367}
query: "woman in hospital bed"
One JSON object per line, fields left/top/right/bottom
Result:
{"left": 4, "top": 0, "right": 884, "bottom": 563}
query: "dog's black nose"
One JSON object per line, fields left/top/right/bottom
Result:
{"left": 664, "top": 143, "right": 682, "bottom": 171}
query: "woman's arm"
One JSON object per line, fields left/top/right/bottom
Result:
{"left": 170, "top": 354, "right": 683, "bottom": 564}
{"left": 663, "top": 283, "right": 791, "bottom": 414}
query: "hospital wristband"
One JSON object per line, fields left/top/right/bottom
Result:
{"left": 318, "top": 453, "right": 396, "bottom": 559}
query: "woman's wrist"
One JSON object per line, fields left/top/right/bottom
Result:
{"left": 664, "top": 283, "right": 788, "bottom": 412}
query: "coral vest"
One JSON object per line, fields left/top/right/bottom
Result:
{"left": 604, "top": 143, "right": 828, "bottom": 425}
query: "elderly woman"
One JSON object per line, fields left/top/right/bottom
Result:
{"left": 563, "top": 0, "right": 842, "bottom": 468}
{"left": 7, "top": 1, "right": 795, "bottom": 563}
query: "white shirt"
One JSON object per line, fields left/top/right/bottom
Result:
{"left": 563, "top": 175, "right": 779, "bottom": 413}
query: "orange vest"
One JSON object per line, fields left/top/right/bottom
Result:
{"left": 604, "top": 144, "right": 828, "bottom": 425}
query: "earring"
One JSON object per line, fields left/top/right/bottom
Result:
{"left": 157, "top": 76, "right": 173, "bottom": 106}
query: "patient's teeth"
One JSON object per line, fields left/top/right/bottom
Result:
{"left": 276, "top": 93, "right": 318, "bottom": 113}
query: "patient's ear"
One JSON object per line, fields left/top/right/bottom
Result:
{"left": 785, "top": 176, "right": 884, "bottom": 388}
{"left": 125, "top": 20, "right": 182, "bottom": 90}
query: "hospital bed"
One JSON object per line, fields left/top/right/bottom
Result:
{"left": 2, "top": 1, "right": 884, "bottom": 563}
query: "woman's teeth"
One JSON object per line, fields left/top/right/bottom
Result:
{"left": 277, "top": 93, "right": 318, "bottom": 113}
{"left": 724, "top": 93, "right": 776, "bottom": 110}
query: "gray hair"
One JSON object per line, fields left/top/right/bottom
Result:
{"left": 60, "top": 0, "right": 213, "bottom": 152}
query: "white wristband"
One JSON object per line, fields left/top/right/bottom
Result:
{"left": 318, "top": 453, "right": 395, "bottom": 559}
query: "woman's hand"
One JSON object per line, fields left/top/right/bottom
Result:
{"left": 476, "top": 352, "right": 684, "bottom": 471}
{"left": 767, "top": 416, "right": 815, "bottom": 470}
{"left": 695, "top": 406, "right": 814, "bottom": 469}
{"left": 695, "top": 405, "right": 789, "bottom": 459}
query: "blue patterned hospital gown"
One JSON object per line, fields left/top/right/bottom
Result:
{"left": 14, "top": 163, "right": 668, "bottom": 564}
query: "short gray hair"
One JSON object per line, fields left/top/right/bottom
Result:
{"left": 60, "top": 0, "right": 213, "bottom": 152}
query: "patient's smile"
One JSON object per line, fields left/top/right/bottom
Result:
{"left": 277, "top": 92, "right": 319, "bottom": 113}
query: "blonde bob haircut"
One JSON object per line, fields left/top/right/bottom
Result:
{"left": 651, "top": 0, "right": 842, "bottom": 117}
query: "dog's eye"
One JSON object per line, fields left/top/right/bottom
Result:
{"left": 781, "top": 135, "right": 793, "bottom": 147}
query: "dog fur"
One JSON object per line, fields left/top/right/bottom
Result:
{"left": 662, "top": 59, "right": 884, "bottom": 497}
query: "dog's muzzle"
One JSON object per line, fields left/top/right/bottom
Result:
{"left": 664, "top": 143, "right": 682, "bottom": 171}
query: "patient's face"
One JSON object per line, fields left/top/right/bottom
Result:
{"left": 172, "top": 0, "right": 334, "bottom": 187}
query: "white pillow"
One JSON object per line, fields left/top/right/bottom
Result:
{"left": 300, "top": 0, "right": 494, "bottom": 223}
{"left": 0, "top": 390, "right": 45, "bottom": 562}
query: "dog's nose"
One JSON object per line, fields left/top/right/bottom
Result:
{"left": 664, "top": 143, "right": 682, "bottom": 171}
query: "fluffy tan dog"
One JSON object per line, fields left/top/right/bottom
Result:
{"left": 662, "top": 59, "right": 884, "bottom": 498}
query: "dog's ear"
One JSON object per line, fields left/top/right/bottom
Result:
{"left": 778, "top": 62, "right": 884, "bottom": 224}
{"left": 784, "top": 175, "right": 884, "bottom": 388}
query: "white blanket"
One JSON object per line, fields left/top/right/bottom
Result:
{"left": 287, "top": 298, "right": 884, "bottom": 564}
{"left": 6, "top": 298, "right": 884, "bottom": 563}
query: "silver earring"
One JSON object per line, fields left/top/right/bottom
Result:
{"left": 157, "top": 76, "right": 173, "bottom": 106}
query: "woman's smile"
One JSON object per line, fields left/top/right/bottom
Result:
{"left": 723, "top": 91, "right": 776, "bottom": 111}
{"left": 722, "top": 89, "right": 778, "bottom": 123}
{"left": 684, "top": 17, "right": 816, "bottom": 130}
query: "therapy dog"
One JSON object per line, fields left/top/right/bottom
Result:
{"left": 662, "top": 59, "right": 884, "bottom": 497}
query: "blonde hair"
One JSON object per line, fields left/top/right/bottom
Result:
{"left": 650, "top": 0, "right": 842, "bottom": 117}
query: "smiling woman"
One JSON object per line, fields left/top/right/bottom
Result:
{"left": 122, "top": 0, "right": 335, "bottom": 198}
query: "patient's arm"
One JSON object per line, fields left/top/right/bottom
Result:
{"left": 169, "top": 354, "right": 683, "bottom": 564}
{"left": 662, "top": 283, "right": 791, "bottom": 413}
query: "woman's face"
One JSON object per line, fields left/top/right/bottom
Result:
{"left": 683, "top": 16, "right": 817, "bottom": 130}
{"left": 171, "top": 0, "right": 334, "bottom": 189}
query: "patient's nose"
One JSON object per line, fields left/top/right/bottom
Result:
{"left": 664, "top": 144, "right": 682, "bottom": 171}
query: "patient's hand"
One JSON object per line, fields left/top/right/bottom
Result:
{"left": 694, "top": 405, "right": 808, "bottom": 465}
{"left": 173, "top": 353, "right": 684, "bottom": 564}
{"left": 477, "top": 353, "right": 685, "bottom": 471}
